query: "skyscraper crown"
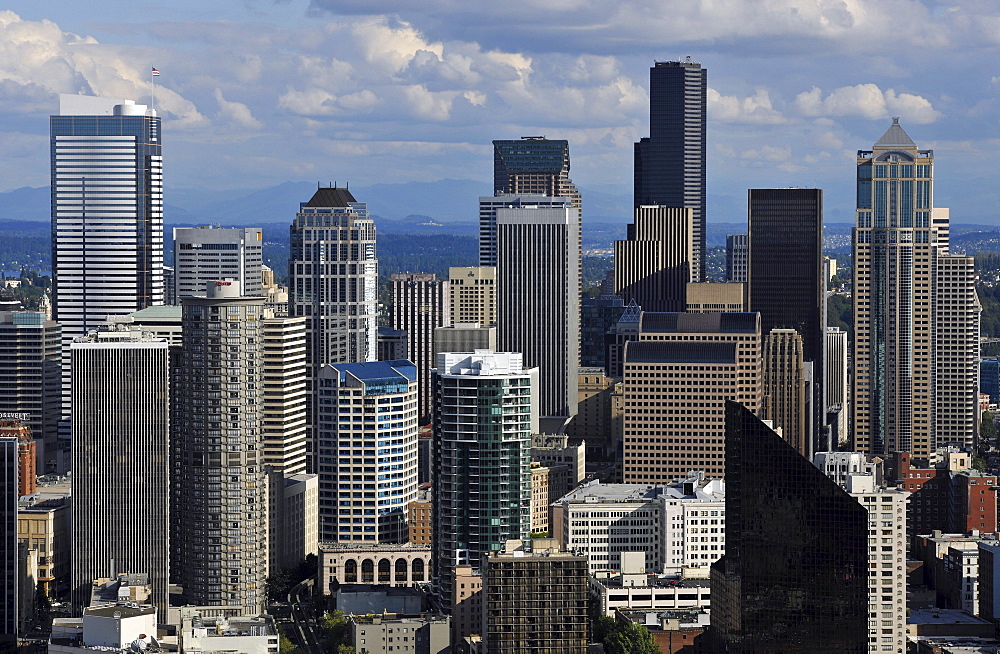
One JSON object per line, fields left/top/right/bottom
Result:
{"left": 874, "top": 117, "right": 916, "bottom": 148}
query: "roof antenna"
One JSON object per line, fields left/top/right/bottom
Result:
{"left": 346, "top": 181, "right": 349, "bottom": 190}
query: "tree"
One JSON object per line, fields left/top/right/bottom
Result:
{"left": 593, "top": 616, "right": 662, "bottom": 654}
{"left": 265, "top": 569, "right": 293, "bottom": 601}
{"left": 982, "top": 411, "right": 997, "bottom": 444}
{"left": 320, "top": 611, "right": 350, "bottom": 654}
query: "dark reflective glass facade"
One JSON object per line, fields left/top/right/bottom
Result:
{"left": 710, "top": 401, "right": 868, "bottom": 653}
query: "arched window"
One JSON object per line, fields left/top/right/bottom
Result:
{"left": 412, "top": 558, "right": 425, "bottom": 582}
{"left": 378, "top": 559, "right": 391, "bottom": 583}
{"left": 361, "top": 559, "right": 375, "bottom": 583}
{"left": 395, "top": 558, "right": 408, "bottom": 583}
{"left": 344, "top": 559, "right": 358, "bottom": 583}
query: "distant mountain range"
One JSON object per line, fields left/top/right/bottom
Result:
{"left": 4, "top": 180, "right": 998, "bottom": 252}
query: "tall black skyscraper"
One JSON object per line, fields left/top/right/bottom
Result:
{"left": 709, "top": 401, "right": 868, "bottom": 653}
{"left": 634, "top": 58, "right": 707, "bottom": 280}
{"left": 748, "top": 188, "right": 825, "bottom": 451}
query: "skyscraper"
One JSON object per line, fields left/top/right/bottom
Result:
{"left": 391, "top": 273, "right": 451, "bottom": 422}
{"left": 725, "top": 234, "right": 748, "bottom": 283}
{"left": 70, "top": 326, "right": 169, "bottom": 617}
{"left": 173, "top": 226, "right": 263, "bottom": 300}
{"left": 935, "top": 254, "right": 980, "bottom": 448}
{"left": 622, "top": 312, "right": 762, "bottom": 483}
{"left": 0, "top": 310, "right": 62, "bottom": 473}
{"left": 261, "top": 315, "right": 308, "bottom": 475}
{"left": 479, "top": 195, "right": 575, "bottom": 268}
{"left": 492, "top": 137, "right": 580, "bottom": 205}
{"left": 762, "top": 328, "right": 808, "bottom": 457}
{"left": 432, "top": 351, "right": 538, "bottom": 610}
{"left": 635, "top": 59, "right": 707, "bottom": 280}
{"left": 748, "top": 187, "right": 825, "bottom": 449}
{"left": 853, "top": 120, "right": 938, "bottom": 458}
{"left": 614, "top": 206, "right": 693, "bottom": 312}
{"left": 316, "top": 360, "right": 419, "bottom": 543}
{"left": 709, "top": 401, "right": 868, "bottom": 653}
{"left": 50, "top": 94, "right": 164, "bottom": 351}
{"left": 0, "top": 436, "right": 17, "bottom": 648}
{"left": 495, "top": 199, "right": 580, "bottom": 422}
{"left": 289, "top": 187, "right": 378, "bottom": 368}
{"left": 825, "top": 327, "right": 849, "bottom": 445}
{"left": 173, "top": 283, "right": 267, "bottom": 612}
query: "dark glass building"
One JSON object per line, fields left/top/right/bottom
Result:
{"left": 748, "top": 188, "right": 825, "bottom": 450}
{"left": 634, "top": 58, "right": 707, "bottom": 281}
{"left": 710, "top": 400, "right": 868, "bottom": 653}
{"left": 492, "top": 137, "right": 580, "bottom": 208}
{"left": 1, "top": 437, "right": 16, "bottom": 647}
{"left": 580, "top": 273, "right": 625, "bottom": 369}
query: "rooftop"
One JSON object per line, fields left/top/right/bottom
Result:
{"left": 303, "top": 187, "right": 357, "bottom": 208}
{"left": 625, "top": 340, "right": 737, "bottom": 365}
{"left": 640, "top": 312, "right": 758, "bottom": 334}
{"left": 85, "top": 604, "right": 156, "bottom": 619}
{"left": 556, "top": 481, "right": 660, "bottom": 504}
{"left": 874, "top": 118, "right": 916, "bottom": 148}
{"left": 130, "top": 306, "right": 183, "bottom": 321}
{"left": 908, "top": 609, "right": 993, "bottom": 626}
{"left": 595, "top": 575, "right": 712, "bottom": 590}
{"left": 330, "top": 359, "right": 417, "bottom": 385}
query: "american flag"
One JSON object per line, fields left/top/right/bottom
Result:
{"left": 152, "top": 67, "right": 160, "bottom": 77}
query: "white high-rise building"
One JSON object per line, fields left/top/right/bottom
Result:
{"left": 825, "top": 327, "right": 849, "bottom": 445}
{"left": 51, "top": 95, "right": 164, "bottom": 413}
{"left": 844, "top": 476, "right": 908, "bottom": 654}
{"left": 390, "top": 273, "right": 450, "bottom": 422}
{"left": 495, "top": 199, "right": 580, "bottom": 422}
{"left": 315, "top": 360, "right": 419, "bottom": 544}
{"left": 261, "top": 315, "right": 308, "bottom": 476}
{"left": 173, "top": 226, "right": 263, "bottom": 300}
{"left": 70, "top": 326, "right": 169, "bottom": 617}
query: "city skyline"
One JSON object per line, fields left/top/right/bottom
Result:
{"left": 0, "top": 3, "right": 1000, "bottom": 225}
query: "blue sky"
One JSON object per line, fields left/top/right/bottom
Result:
{"left": 2, "top": 0, "right": 1000, "bottom": 224}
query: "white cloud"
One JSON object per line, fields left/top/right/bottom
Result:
{"left": 795, "top": 84, "right": 942, "bottom": 124}
{"left": 0, "top": 11, "right": 207, "bottom": 128}
{"left": 213, "top": 89, "right": 262, "bottom": 129}
{"left": 708, "top": 88, "right": 786, "bottom": 124}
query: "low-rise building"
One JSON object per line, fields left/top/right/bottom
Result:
{"left": 408, "top": 487, "right": 432, "bottom": 546}
{"left": 552, "top": 476, "right": 725, "bottom": 577}
{"left": 179, "top": 612, "right": 279, "bottom": 654}
{"left": 49, "top": 604, "right": 159, "bottom": 654}
{"left": 481, "top": 539, "right": 588, "bottom": 654}
{"left": 17, "top": 487, "right": 70, "bottom": 597}
{"left": 616, "top": 607, "right": 710, "bottom": 654}
{"left": 348, "top": 613, "right": 450, "bottom": 654}
{"left": 320, "top": 543, "right": 431, "bottom": 595}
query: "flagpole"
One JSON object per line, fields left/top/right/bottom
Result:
{"left": 151, "top": 67, "right": 155, "bottom": 113}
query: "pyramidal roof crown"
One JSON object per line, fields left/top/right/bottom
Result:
{"left": 305, "top": 187, "right": 357, "bottom": 208}
{"left": 875, "top": 117, "right": 916, "bottom": 148}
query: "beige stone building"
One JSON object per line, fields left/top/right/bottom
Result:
{"left": 448, "top": 267, "right": 496, "bottom": 326}
{"left": 762, "top": 328, "right": 808, "bottom": 457}
{"left": 685, "top": 282, "right": 746, "bottom": 313}
{"left": 622, "top": 312, "right": 761, "bottom": 482}
{"left": 319, "top": 543, "right": 431, "bottom": 595}
{"left": 568, "top": 368, "right": 616, "bottom": 458}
